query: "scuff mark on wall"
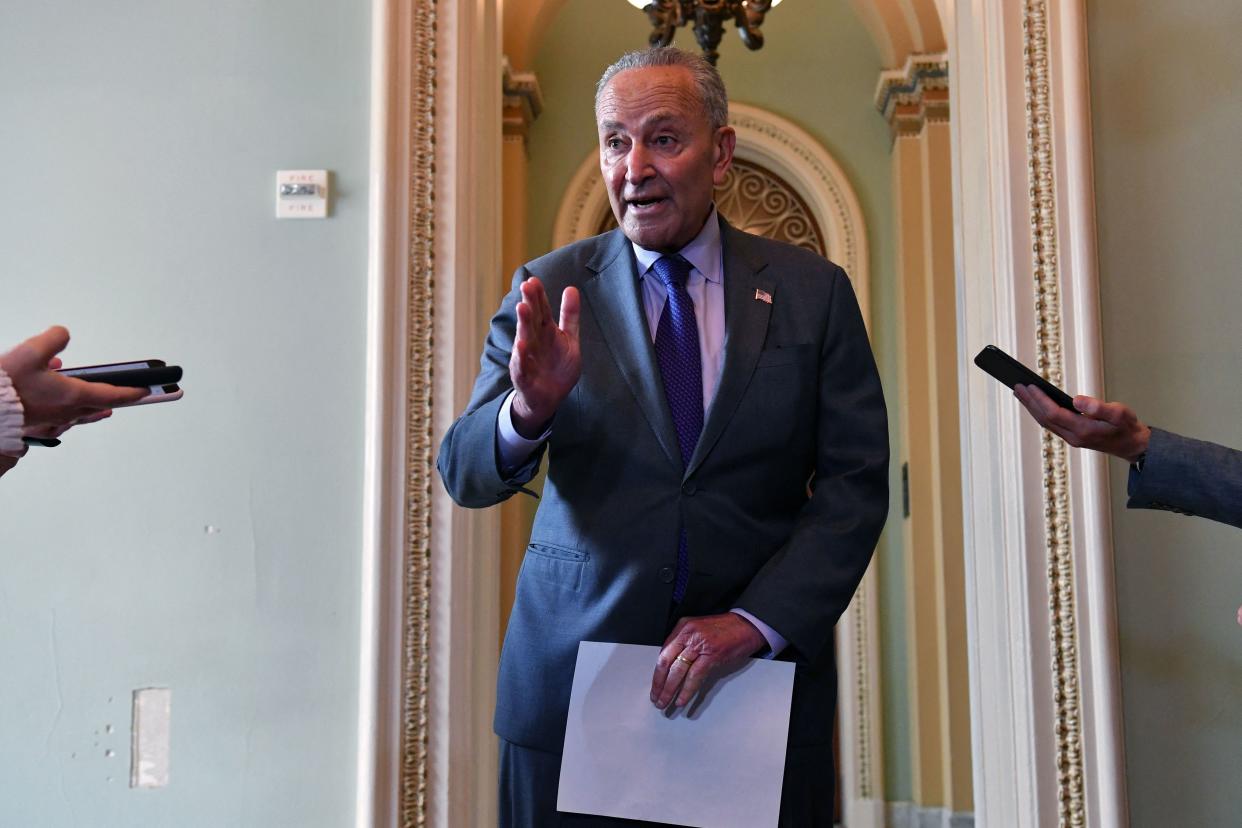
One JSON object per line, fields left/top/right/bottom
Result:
{"left": 247, "top": 477, "right": 260, "bottom": 606}
{"left": 44, "top": 609, "right": 64, "bottom": 758}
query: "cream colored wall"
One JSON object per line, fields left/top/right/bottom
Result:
{"left": 1087, "top": 2, "right": 1242, "bottom": 824}
{"left": 892, "top": 119, "right": 971, "bottom": 813}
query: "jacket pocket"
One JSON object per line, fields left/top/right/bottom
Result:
{"left": 522, "top": 542, "right": 587, "bottom": 591}
{"left": 755, "top": 343, "right": 815, "bottom": 368}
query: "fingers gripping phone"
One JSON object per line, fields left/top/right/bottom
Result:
{"left": 973, "top": 345, "right": 1077, "bottom": 411}
{"left": 21, "top": 359, "right": 184, "bottom": 448}
{"left": 58, "top": 359, "right": 184, "bottom": 406}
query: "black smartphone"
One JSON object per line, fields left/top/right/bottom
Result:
{"left": 58, "top": 359, "right": 184, "bottom": 405}
{"left": 973, "top": 345, "right": 1077, "bottom": 412}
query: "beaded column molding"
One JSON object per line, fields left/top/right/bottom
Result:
{"left": 402, "top": 0, "right": 437, "bottom": 825}
{"left": 1022, "top": 2, "right": 1085, "bottom": 826}
{"left": 851, "top": 580, "right": 875, "bottom": 800}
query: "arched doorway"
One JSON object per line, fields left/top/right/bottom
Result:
{"left": 359, "top": 2, "right": 1128, "bottom": 825}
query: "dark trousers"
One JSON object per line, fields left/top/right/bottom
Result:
{"left": 498, "top": 738, "right": 834, "bottom": 828}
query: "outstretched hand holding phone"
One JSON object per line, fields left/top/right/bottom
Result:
{"left": 2, "top": 327, "right": 148, "bottom": 429}
{"left": 1, "top": 327, "right": 156, "bottom": 471}
{"left": 974, "top": 345, "right": 1151, "bottom": 463}
{"left": 976, "top": 344, "right": 1242, "bottom": 532}
{"left": 1013, "top": 385, "right": 1151, "bottom": 463}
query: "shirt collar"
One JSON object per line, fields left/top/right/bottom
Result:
{"left": 631, "top": 204, "right": 722, "bottom": 285}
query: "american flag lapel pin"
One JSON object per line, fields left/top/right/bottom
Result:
{"left": 754, "top": 288, "right": 773, "bottom": 305}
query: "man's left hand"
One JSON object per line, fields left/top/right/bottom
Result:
{"left": 651, "top": 612, "right": 766, "bottom": 710}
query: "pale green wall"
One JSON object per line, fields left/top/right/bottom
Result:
{"left": 526, "top": 1, "right": 912, "bottom": 801}
{"left": 0, "top": 3, "right": 369, "bottom": 825}
{"left": 1087, "top": 2, "right": 1242, "bottom": 825}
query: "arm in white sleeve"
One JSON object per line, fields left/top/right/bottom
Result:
{"left": 730, "top": 608, "right": 787, "bottom": 659}
{"left": 496, "top": 390, "right": 551, "bottom": 476}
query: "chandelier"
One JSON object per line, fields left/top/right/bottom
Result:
{"left": 624, "top": 0, "right": 785, "bottom": 66}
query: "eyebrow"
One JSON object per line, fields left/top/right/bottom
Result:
{"left": 598, "top": 113, "right": 685, "bottom": 133}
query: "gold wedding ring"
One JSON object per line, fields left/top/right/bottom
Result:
{"left": 675, "top": 654, "right": 693, "bottom": 666}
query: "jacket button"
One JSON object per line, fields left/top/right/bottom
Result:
{"left": 681, "top": 481, "right": 697, "bottom": 496}
{"left": 659, "top": 566, "right": 675, "bottom": 583}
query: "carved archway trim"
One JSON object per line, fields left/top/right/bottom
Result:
{"left": 552, "top": 102, "right": 871, "bottom": 325}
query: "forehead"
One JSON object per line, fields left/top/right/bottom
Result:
{"left": 596, "top": 65, "right": 707, "bottom": 130}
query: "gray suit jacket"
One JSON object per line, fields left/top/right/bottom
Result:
{"left": 437, "top": 219, "right": 889, "bottom": 753}
{"left": 1127, "top": 426, "right": 1242, "bottom": 529}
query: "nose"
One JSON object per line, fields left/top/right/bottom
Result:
{"left": 625, "top": 143, "right": 654, "bottom": 186}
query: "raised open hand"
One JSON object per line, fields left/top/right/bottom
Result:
{"left": 509, "top": 278, "right": 581, "bottom": 437}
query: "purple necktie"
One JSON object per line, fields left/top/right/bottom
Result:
{"left": 652, "top": 255, "right": 702, "bottom": 603}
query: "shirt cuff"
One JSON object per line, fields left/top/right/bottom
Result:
{"left": 496, "top": 390, "right": 551, "bottom": 475}
{"left": 0, "top": 368, "right": 27, "bottom": 458}
{"left": 729, "top": 608, "right": 787, "bottom": 659}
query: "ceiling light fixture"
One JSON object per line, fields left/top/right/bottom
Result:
{"left": 624, "top": 0, "right": 784, "bottom": 66}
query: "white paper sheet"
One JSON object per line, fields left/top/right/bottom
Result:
{"left": 557, "top": 641, "right": 795, "bottom": 828}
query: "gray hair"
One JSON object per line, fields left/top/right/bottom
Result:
{"left": 595, "top": 46, "right": 729, "bottom": 132}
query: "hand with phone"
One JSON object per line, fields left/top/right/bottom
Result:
{"left": 1, "top": 326, "right": 189, "bottom": 466}
{"left": 57, "top": 360, "right": 183, "bottom": 405}
{"left": 1, "top": 327, "right": 149, "bottom": 431}
{"left": 1014, "top": 385, "right": 1151, "bottom": 463}
{"left": 974, "top": 344, "right": 1150, "bottom": 463}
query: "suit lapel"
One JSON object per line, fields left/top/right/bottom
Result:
{"left": 685, "top": 222, "right": 773, "bottom": 479}
{"left": 582, "top": 230, "right": 682, "bottom": 471}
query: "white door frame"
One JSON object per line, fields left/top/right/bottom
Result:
{"left": 358, "top": 1, "right": 503, "bottom": 826}
{"left": 948, "top": 0, "right": 1127, "bottom": 825}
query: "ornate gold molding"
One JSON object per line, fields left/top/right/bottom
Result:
{"left": 502, "top": 56, "right": 543, "bottom": 149}
{"left": 726, "top": 107, "right": 862, "bottom": 276}
{"left": 874, "top": 52, "right": 949, "bottom": 139}
{"left": 851, "top": 585, "right": 875, "bottom": 799}
{"left": 402, "top": 1, "right": 437, "bottom": 824}
{"left": 1022, "top": 2, "right": 1085, "bottom": 825}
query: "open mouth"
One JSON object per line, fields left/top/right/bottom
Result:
{"left": 626, "top": 196, "right": 667, "bottom": 213}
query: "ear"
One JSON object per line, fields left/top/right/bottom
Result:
{"left": 712, "top": 126, "right": 736, "bottom": 186}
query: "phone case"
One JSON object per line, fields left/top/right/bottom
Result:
{"left": 973, "top": 345, "right": 1076, "bottom": 411}
{"left": 58, "top": 360, "right": 184, "bottom": 406}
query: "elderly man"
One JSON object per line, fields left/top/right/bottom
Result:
{"left": 438, "top": 47, "right": 889, "bottom": 826}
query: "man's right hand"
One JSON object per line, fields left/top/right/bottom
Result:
{"left": 509, "top": 278, "right": 581, "bottom": 438}
{"left": 0, "top": 326, "right": 147, "bottom": 430}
